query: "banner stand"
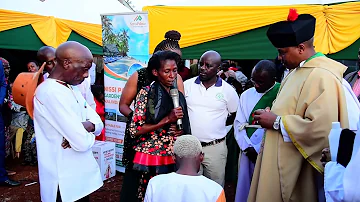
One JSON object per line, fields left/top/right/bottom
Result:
{"left": 101, "top": 12, "right": 149, "bottom": 172}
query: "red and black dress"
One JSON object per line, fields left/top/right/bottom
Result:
{"left": 128, "top": 81, "right": 190, "bottom": 201}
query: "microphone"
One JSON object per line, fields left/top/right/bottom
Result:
{"left": 170, "top": 88, "right": 183, "bottom": 130}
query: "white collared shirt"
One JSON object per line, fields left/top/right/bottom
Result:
{"left": 184, "top": 77, "right": 239, "bottom": 142}
{"left": 34, "top": 79, "right": 103, "bottom": 202}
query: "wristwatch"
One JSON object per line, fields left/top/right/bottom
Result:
{"left": 273, "top": 116, "right": 281, "bottom": 130}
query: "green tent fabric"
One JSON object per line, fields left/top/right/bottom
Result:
{"left": 0, "top": 25, "right": 103, "bottom": 55}
{"left": 182, "top": 25, "right": 360, "bottom": 60}
{"left": 0, "top": 24, "right": 358, "bottom": 59}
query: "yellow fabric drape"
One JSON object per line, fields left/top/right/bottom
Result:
{"left": 0, "top": 9, "right": 102, "bottom": 47}
{"left": 143, "top": 2, "right": 360, "bottom": 54}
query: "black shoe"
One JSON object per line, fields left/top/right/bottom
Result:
{"left": 0, "top": 179, "right": 21, "bottom": 186}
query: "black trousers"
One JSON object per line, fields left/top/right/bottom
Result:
{"left": 119, "top": 169, "right": 140, "bottom": 202}
{"left": 56, "top": 189, "right": 90, "bottom": 202}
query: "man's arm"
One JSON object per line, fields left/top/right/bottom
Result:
{"left": 38, "top": 89, "right": 96, "bottom": 152}
{"left": 0, "top": 61, "right": 7, "bottom": 105}
{"left": 226, "top": 113, "right": 236, "bottom": 126}
{"left": 226, "top": 85, "right": 240, "bottom": 125}
{"left": 84, "top": 99, "right": 104, "bottom": 136}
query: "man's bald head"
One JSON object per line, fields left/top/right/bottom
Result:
{"left": 198, "top": 50, "right": 221, "bottom": 82}
{"left": 52, "top": 41, "right": 93, "bottom": 85}
{"left": 251, "top": 60, "right": 277, "bottom": 93}
{"left": 201, "top": 50, "right": 221, "bottom": 66}
{"left": 37, "top": 46, "right": 56, "bottom": 73}
{"left": 55, "top": 41, "right": 92, "bottom": 61}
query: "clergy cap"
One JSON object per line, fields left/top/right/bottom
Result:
{"left": 267, "top": 9, "right": 316, "bottom": 48}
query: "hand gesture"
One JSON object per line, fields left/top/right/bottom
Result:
{"left": 320, "top": 148, "right": 330, "bottom": 167}
{"left": 82, "top": 121, "right": 95, "bottom": 132}
{"left": 167, "top": 107, "right": 183, "bottom": 123}
{"left": 244, "top": 147, "right": 258, "bottom": 164}
{"left": 62, "top": 138, "right": 71, "bottom": 149}
{"left": 253, "top": 108, "right": 277, "bottom": 129}
{"left": 169, "top": 124, "right": 183, "bottom": 137}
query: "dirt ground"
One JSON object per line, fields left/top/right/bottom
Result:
{"left": 0, "top": 158, "right": 236, "bottom": 202}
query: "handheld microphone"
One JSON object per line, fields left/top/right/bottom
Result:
{"left": 169, "top": 88, "right": 183, "bottom": 130}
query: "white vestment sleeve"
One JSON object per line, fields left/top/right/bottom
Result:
{"left": 234, "top": 96, "right": 250, "bottom": 150}
{"left": 344, "top": 148, "right": 360, "bottom": 201}
{"left": 40, "top": 89, "right": 96, "bottom": 152}
{"left": 280, "top": 120, "right": 292, "bottom": 142}
{"left": 324, "top": 162, "right": 345, "bottom": 202}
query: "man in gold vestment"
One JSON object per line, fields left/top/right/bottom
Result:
{"left": 248, "top": 9, "right": 349, "bottom": 202}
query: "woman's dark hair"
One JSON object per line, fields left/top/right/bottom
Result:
{"left": 27, "top": 60, "right": 39, "bottom": 67}
{"left": 147, "top": 50, "right": 180, "bottom": 81}
{"left": 154, "top": 30, "right": 181, "bottom": 53}
{"left": 91, "top": 85, "right": 104, "bottom": 103}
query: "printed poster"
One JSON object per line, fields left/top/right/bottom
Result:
{"left": 101, "top": 12, "right": 149, "bottom": 172}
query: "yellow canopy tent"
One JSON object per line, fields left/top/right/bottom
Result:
{"left": 143, "top": 2, "right": 360, "bottom": 59}
{"left": 0, "top": 0, "right": 131, "bottom": 54}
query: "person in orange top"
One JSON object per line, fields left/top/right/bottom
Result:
{"left": 91, "top": 85, "right": 105, "bottom": 141}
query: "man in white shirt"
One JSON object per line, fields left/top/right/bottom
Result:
{"left": 38, "top": 45, "right": 96, "bottom": 109}
{"left": 184, "top": 51, "right": 239, "bottom": 187}
{"left": 34, "top": 41, "right": 103, "bottom": 202}
{"left": 233, "top": 60, "right": 280, "bottom": 202}
{"left": 144, "top": 135, "right": 226, "bottom": 202}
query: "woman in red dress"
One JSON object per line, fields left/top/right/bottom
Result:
{"left": 127, "top": 50, "right": 191, "bottom": 201}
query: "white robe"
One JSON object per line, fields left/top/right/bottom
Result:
{"left": 324, "top": 121, "right": 360, "bottom": 202}
{"left": 234, "top": 87, "right": 266, "bottom": 152}
{"left": 324, "top": 80, "right": 360, "bottom": 202}
{"left": 34, "top": 79, "right": 103, "bottom": 202}
{"left": 44, "top": 73, "right": 96, "bottom": 110}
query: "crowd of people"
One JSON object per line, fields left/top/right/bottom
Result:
{"left": 0, "top": 8, "right": 359, "bottom": 202}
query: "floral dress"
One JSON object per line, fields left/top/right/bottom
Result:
{"left": 128, "top": 81, "right": 190, "bottom": 202}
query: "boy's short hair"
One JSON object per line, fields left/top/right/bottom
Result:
{"left": 174, "top": 135, "right": 202, "bottom": 158}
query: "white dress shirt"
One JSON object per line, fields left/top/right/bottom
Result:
{"left": 34, "top": 79, "right": 103, "bottom": 202}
